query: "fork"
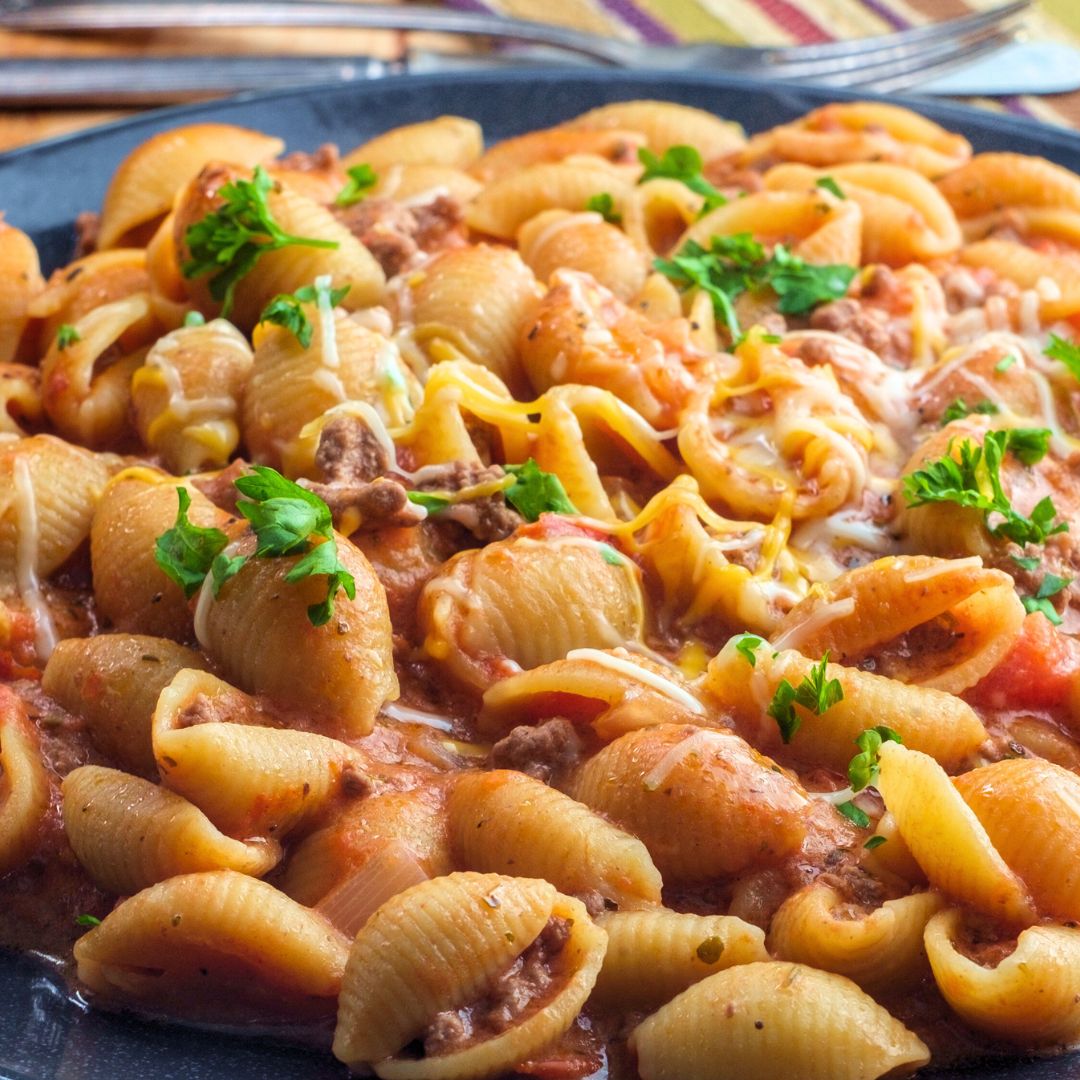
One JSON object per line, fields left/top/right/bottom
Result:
{"left": 0, "top": 0, "right": 1031, "bottom": 93}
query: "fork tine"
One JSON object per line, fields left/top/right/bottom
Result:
{"left": 777, "top": 21, "right": 1015, "bottom": 83}
{"left": 815, "top": 28, "right": 1016, "bottom": 92}
{"left": 764, "top": 0, "right": 1029, "bottom": 71}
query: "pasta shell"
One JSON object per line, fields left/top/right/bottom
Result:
{"left": 591, "top": 909, "right": 767, "bottom": 1011}
{"left": 97, "top": 123, "right": 284, "bottom": 249}
{"left": 418, "top": 529, "right": 646, "bottom": 692}
{"left": 0, "top": 686, "right": 50, "bottom": 876}
{"left": 194, "top": 531, "right": 397, "bottom": 735}
{"left": 42, "top": 634, "right": 208, "bottom": 778}
{"left": 0, "top": 363, "right": 42, "bottom": 436}
{"left": 925, "top": 907, "right": 1080, "bottom": 1045}
{"left": 472, "top": 127, "right": 644, "bottom": 184}
{"left": 630, "top": 961, "right": 929, "bottom": 1080}
{"left": 343, "top": 116, "right": 483, "bottom": 172}
{"left": 767, "top": 884, "right": 944, "bottom": 995}
{"left": 62, "top": 765, "right": 280, "bottom": 894}
{"left": 563, "top": 100, "right": 745, "bottom": 159}
{"left": 937, "top": 153, "right": 1080, "bottom": 219}
{"left": 153, "top": 668, "right": 367, "bottom": 838}
{"left": 571, "top": 724, "right": 810, "bottom": 883}
{"left": 0, "top": 217, "right": 44, "bottom": 364}
{"left": 875, "top": 742, "right": 1036, "bottom": 926}
{"left": 74, "top": 870, "right": 348, "bottom": 1020}
{"left": 449, "top": 770, "right": 662, "bottom": 908}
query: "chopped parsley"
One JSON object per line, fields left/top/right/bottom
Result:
{"left": 902, "top": 428, "right": 1068, "bottom": 548}
{"left": 183, "top": 310, "right": 206, "bottom": 328}
{"left": 994, "top": 354, "right": 1017, "bottom": 373}
{"left": 335, "top": 163, "right": 378, "bottom": 207}
{"left": 503, "top": 459, "right": 578, "bottom": 522}
{"left": 863, "top": 834, "right": 888, "bottom": 851}
{"left": 1021, "top": 572, "right": 1072, "bottom": 626}
{"left": 1011, "top": 553, "right": 1041, "bottom": 572}
{"left": 1046, "top": 333, "right": 1080, "bottom": 381}
{"left": 941, "top": 398, "right": 999, "bottom": 425}
{"left": 815, "top": 176, "right": 845, "bottom": 199}
{"left": 406, "top": 490, "right": 453, "bottom": 513}
{"left": 637, "top": 146, "right": 726, "bottom": 214}
{"left": 74, "top": 914, "right": 102, "bottom": 927}
{"left": 181, "top": 165, "right": 338, "bottom": 316}
{"left": 837, "top": 801, "right": 871, "bottom": 828}
{"left": 56, "top": 323, "right": 81, "bottom": 350}
{"left": 654, "top": 233, "right": 855, "bottom": 341}
{"left": 732, "top": 632, "right": 766, "bottom": 667}
{"left": 599, "top": 543, "right": 625, "bottom": 566}
{"left": 258, "top": 280, "right": 350, "bottom": 348}
{"left": 767, "top": 653, "right": 844, "bottom": 744}
{"left": 847, "top": 726, "right": 902, "bottom": 792}
{"left": 155, "top": 467, "right": 355, "bottom": 627}
{"left": 585, "top": 192, "right": 622, "bottom": 225}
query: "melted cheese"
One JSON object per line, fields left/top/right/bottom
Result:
{"left": 566, "top": 647, "right": 705, "bottom": 715}
{"left": 642, "top": 729, "right": 723, "bottom": 791}
{"left": 380, "top": 701, "right": 455, "bottom": 732}
{"left": 13, "top": 456, "right": 56, "bottom": 660}
{"left": 771, "top": 596, "right": 856, "bottom": 654}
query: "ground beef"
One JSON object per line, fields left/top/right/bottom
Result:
{"left": 414, "top": 461, "right": 524, "bottom": 543}
{"left": 276, "top": 143, "right": 340, "bottom": 173}
{"left": 490, "top": 719, "right": 586, "bottom": 784}
{"left": 316, "top": 416, "right": 391, "bottom": 483}
{"left": 73, "top": 211, "right": 100, "bottom": 257}
{"left": 336, "top": 194, "right": 465, "bottom": 277}
{"left": 178, "top": 692, "right": 235, "bottom": 728}
{"left": 816, "top": 862, "right": 891, "bottom": 912}
{"left": 702, "top": 152, "right": 765, "bottom": 194}
{"left": 191, "top": 458, "right": 249, "bottom": 514}
{"left": 809, "top": 297, "right": 901, "bottom": 360}
{"left": 301, "top": 476, "right": 424, "bottom": 529}
{"left": 424, "top": 916, "right": 572, "bottom": 1057}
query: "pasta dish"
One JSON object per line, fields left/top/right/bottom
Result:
{"left": 2, "top": 96, "right": 1080, "bottom": 1079}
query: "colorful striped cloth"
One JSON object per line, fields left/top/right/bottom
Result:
{"left": 446, "top": 0, "right": 1080, "bottom": 129}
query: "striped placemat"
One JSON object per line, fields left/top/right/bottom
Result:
{"left": 448, "top": 0, "right": 1080, "bottom": 129}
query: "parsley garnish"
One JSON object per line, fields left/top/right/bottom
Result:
{"left": 637, "top": 146, "right": 726, "bottom": 214}
{"left": 154, "top": 488, "right": 230, "bottom": 600}
{"left": 1011, "top": 553, "right": 1041, "bottom": 572}
{"left": 259, "top": 280, "right": 350, "bottom": 348}
{"left": 903, "top": 428, "right": 1068, "bottom": 548}
{"left": 994, "top": 354, "right": 1017, "bottom": 373}
{"left": 406, "top": 491, "right": 453, "bottom": 513}
{"left": 335, "top": 163, "right": 378, "bottom": 208}
{"left": 599, "top": 543, "right": 624, "bottom": 566}
{"left": 1046, "top": 334, "right": 1080, "bottom": 381}
{"left": 815, "top": 176, "right": 845, "bottom": 199}
{"left": 183, "top": 310, "right": 206, "bottom": 328}
{"left": 503, "top": 459, "right": 578, "bottom": 522}
{"left": 848, "top": 726, "right": 902, "bottom": 792}
{"left": 56, "top": 324, "right": 81, "bottom": 350}
{"left": 941, "top": 398, "right": 999, "bottom": 425}
{"left": 864, "top": 834, "right": 888, "bottom": 850}
{"left": 654, "top": 234, "right": 855, "bottom": 341}
{"left": 767, "top": 653, "right": 844, "bottom": 743}
{"left": 837, "top": 801, "right": 871, "bottom": 828}
{"left": 585, "top": 192, "right": 622, "bottom": 225}
{"left": 74, "top": 914, "right": 102, "bottom": 927}
{"left": 1021, "top": 572, "right": 1072, "bottom": 626}
{"left": 732, "top": 633, "right": 766, "bottom": 667}
{"left": 182, "top": 165, "right": 338, "bottom": 317}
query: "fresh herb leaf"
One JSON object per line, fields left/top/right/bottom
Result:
{"left": 406, "top": 490, "right": 453, "bottom": 513}
{"left": 637, "top": 146, "right": 726, "bottom": 214}
{"left": 183, "top": 310, "right": 206, "bottom": 328}
{"left": 767, "top": 652, "right": 844, "bottom": 743}
{"left": 902, "top": 429, "right": 1068, "bottom": 548}
{"left": 585, "top": 192, "right": 622, "bottom": 224}
{"left": 335, "top": 163, "right": 378, "bottom": 208}
{"left": 864, "top": 834, "right": 888, "bottom": 850}
{"left": 1038, "top": 572, "right": 1073, "bottom": 598}
{"left": 258, "top": 280, "right": 350, "bottom": 348}
{"left": 1011, "top": 554, "right": 1041, "bottom": 572}
{"left": 56, "top": 323, "right": 81, "bottom": 350}
{"left": 1022, "top": 595, "right": 1063, "bottom": 624}
{"left": 154, "top": 488, "right": 230, "bottom": 599}
{"left": 1046, "top": 333, "right": 1080, "bottom": 381}
{"left": 1021, "top": 572, "right": 1072, "bottom": 626}
{"left": 994, "top": 354, "right": 1017, "bottom": 373}
{"left": 503, "top": 459, "right": 578, "bottom": 522}
{"left": 285, "top": 537, "right": 356, "bottom": 626}
{"left": 74, "top": 914, "right": 101, "bottom": 928}
{"left": 210, "top": 551, "right": 248, "bottom": 597}
{"left": 815, "top": 176, "right": 845, "bottom": 199}
{"left": 733, "top": 632, "right": 766, "bottom": 667}
{"left": 654, "top": 234, "right": 855, "bottom": 341}
{"left": 848, "top": 726, "right": 903, "bottom": 792}
{"left": 941, "top": 398, "right": 999, "bottom": 425}
{"left": 599, "top": 543, "right": 624, "bottom": 566}
{"left": 182, "top": 165, "right": 338, "bottom": 316}
{"left": 837, "top": 800, "right": 871, "bottom": 828}
{"left": 760, "top": 333, "right": 783, "bottom": 344}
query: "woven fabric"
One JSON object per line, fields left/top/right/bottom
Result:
{"left": 446, "top": 0, "right": 1080, "bottom": 128}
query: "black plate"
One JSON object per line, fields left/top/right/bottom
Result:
{"left": 3, "top": 69, "right": 1080, "bottom": 1079}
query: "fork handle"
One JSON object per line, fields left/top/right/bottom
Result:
{"left": 0, "top": 2, "right": 631, "bottom": 65}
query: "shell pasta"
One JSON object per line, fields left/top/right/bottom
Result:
{"left": 4, "top": 95, "right": 1080, "bottom": 1079}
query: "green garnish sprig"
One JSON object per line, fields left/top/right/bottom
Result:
{"left": 259, "top": 280, "right": 350, "bottom": 348}
{"left": 585, "top": 192, "right": 622, "bottom": 225}
{"left": 182, "top": 165, "right": 338, "bottom": 317}
{"left": 637, "top": 146, "right": 726, "bottom": 214}
{"left": 654, "top": 233, "right": 855, "bottom": 341}
{"left": 767, "top": 652, "right": 844, "bottom": 744}
{"left": 940, "top": 398, "right": 999, "bottom": 426}
{"left": 335, "top": 163, "right": 378, "bottom": 208}
{"left": 902, "top": 428, "right": 1067, "bottom": 548}
{"left": 154, "top": 467, "right": 356, "bottom": 627}
{"left": 836, "top": 726, "right": 902, "bottom": 828}
{"left": 56, "top": 324, "right": 81, "bottom": 350}
{"left": 1046, "top": 334, "right": 1080, "bottom": 381}
{"left": 1021, "top": 572, "right": 1072, "bottom": 626}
